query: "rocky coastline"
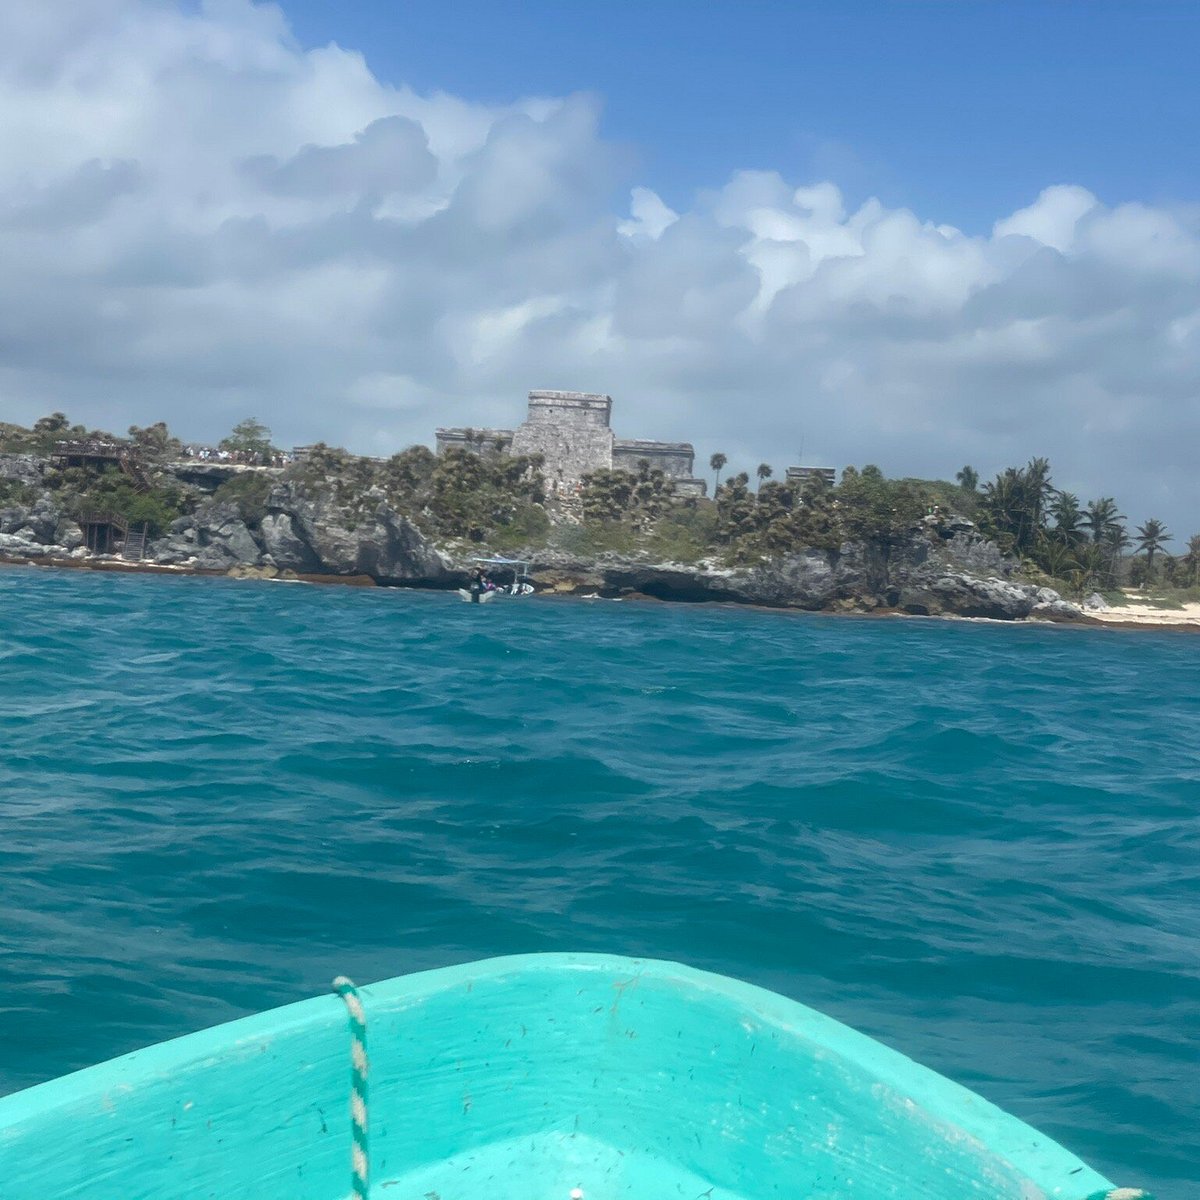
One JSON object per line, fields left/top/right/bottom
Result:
{"left": 0, "top": 452, "right": 1093, "bottom": 623}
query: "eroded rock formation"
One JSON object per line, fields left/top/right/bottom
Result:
{"left": 0, "top": 454, "right": 1082, "bottom": 621}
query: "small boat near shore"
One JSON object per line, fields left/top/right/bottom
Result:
{"left": 0, "top": 954, "right": 1142, "bottom": 1200}
{"left": 459, "top": 556, "right": 536, "bottom": 602}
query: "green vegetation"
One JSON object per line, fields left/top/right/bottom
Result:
{"left": 709, "top": 452, "right": 727, "bottom": 492}
{"left": 0, "top": 479, "right": 36, "bottom": 506}
{"left": 292, "top": 442, "right": 548, "bottom": 544}
{"left": 572, "top": 460, "right": 973, "bottom": 567}
{"left": 5, "top": 409, "right": 1200, "bottom": 599}
{"left": 128, "top": 422, "right": 183, "bottom": 463}
{"left": 1134, "top": 518, "right": 1171, "bottom": 578}
{"left": 0, "top": 412, "right": 114, "bottom": 455}
{"left": 1, "top": 413, "right": 189, "bottom": 536}
{"left": 219, "top": 417, "right": 275, "bottom": 460}
{"left": 65, "top": 468, "right": 186, "bottom": 537}
{"left": 212, "top": 471, "right": 274, "bottom": 528}
{"left": 581, "top": 462, "right": 678, "bottom": 529}
{"left": 971, "top": 457, "right": 1185, "bottom": 594}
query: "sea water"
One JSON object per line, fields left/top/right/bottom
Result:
{"left": 0, "top": 566, "right": 1196, "bottom": 1197}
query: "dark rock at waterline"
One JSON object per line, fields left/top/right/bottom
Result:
{"left": 0, "top": 453, "right": 1079, "bottom": 619}
{"left": 267, "top": 481, "right": 452, "bottom": 584}
{"left": 516, "top": 533, "right": 1081, "bottom": 622}
{"left": 258, "top": 511, "right": 320, "bottom": 573}
{"left": 140, "top": 485, "right": 453, "bottom": 584}
{"left": 149, "top": 501, "right": 262, "bottom": 569}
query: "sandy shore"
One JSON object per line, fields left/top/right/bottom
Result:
{"left": 1084, "top": 594, "right": 1200, "bottom": 629}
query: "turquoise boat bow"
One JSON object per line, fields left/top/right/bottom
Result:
{"left": 0, "top": 954, "right": 1144, "bottom": 1199}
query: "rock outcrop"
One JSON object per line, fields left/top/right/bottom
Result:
{"left": 0, "top": 453, "right": 1082, "bottom": 621}
{"left": 266, "top": 480, "right": 451, "bottom": 583}
{"left": 151, "top": 501, "right": 263, "bottom": 569}
{"left": 138, "top": 480, "right": 454, "bottom": 585}
{"left": 514, "top": 531, "right": 1083, "bottom": 622}
{"left": 0, "top": 454, "right": 43, "bottom": 488}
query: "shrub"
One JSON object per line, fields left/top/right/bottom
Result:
{"left": 66, "top": 468, "right": 188, "bottom": 537}
{"left": 212, "top": 471, "right": 274, "bottom": 528}
{"left": 0, "top": 479, "right": 36, "bottom": 507}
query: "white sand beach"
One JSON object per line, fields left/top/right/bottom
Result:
{"left": 1086, "top": 593, "right": 1200, "bottom": 628}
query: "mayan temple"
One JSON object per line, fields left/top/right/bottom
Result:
{"left": 435, "top": 390, "right": 708, "bottom": 496}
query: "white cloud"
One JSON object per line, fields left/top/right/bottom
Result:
{"left": 994, "top": 185, "right": 1098, "bottom": 252}
{"left": 0, "top": 0, "right": 1199, "bottom": 536}
{"left": 618, "top": 187, "right": 678, "bottom": 240}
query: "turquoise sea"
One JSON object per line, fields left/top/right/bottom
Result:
{"left": 0, "top": 566, "right": 1197, "bottom": 1197}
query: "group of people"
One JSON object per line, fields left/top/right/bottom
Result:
{"left": 469, "top": 567, "right": 497, "bottom": 595}
{"left": 181, "top": 445, "right": 294, "bottom": 468}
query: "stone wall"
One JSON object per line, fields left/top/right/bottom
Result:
{"left": 434, "top": 428, "right": 514, "bottom": 457}
{"left": 786, "top": 466, "right": 837, "bottom": 488}
{"left": 613, "top": 439, "right": 707, "bottom": 496}
{"left": 509, "top": 392, "right": 615, "bottom": 494}
{"left": 434, "top": 389, "right": 707, "bottom": 497}
{"left": 612, "top": 439, "right": 694, "bottom": 480}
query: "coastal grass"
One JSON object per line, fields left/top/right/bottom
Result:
{"left": 546, "top": 506, "right": 719, "bottom": 564}
{"left": 1119, "top": 587, "right": 1200, "bottom": 610}
{"left": 488, "top": 506, "right": 551, "bottom": 554}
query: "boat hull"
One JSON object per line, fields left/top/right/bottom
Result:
{"left": 0, "top": 953, "right": 1117, "bottom": 1200}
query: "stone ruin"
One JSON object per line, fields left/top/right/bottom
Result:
{"left": 435, "top": 390, "right": 708, "bottom": 497}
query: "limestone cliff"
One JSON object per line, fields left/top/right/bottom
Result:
{"left": 508, "top": 532, "right": 1080, "bottom": 621}
{"left": 0, "top": 453, "right": 1080, "bottom": 621}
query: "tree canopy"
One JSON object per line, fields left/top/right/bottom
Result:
{"left": 219, "top": 418, "right": 275, "bottom": 459}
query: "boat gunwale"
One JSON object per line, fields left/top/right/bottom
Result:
{"left": 0, "top": 952, "right": 1115, "bottom": 1197}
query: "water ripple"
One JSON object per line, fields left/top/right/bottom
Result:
{"left": 0, "top": 566, "right": 1197, "bottom": 1196}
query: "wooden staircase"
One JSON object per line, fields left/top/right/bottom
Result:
{"left": 118, "top": 453, "right": 151, "bottom": 493}
{"left": 52, "top": 440, "right": 152, "bottom": 493}
{"left": 77, "top": 511, "right": 127, "bottom": 555}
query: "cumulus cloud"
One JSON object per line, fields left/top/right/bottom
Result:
{"left": 617, "top": 187, "right": 678, "bottom": 240}
{"left": 1, "top": 0, "right": 1199, "bottom": 534}
{"left": 243, "top": 116, "right": 437, "bottom": 199}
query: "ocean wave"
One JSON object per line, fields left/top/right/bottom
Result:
{"left": 0, "top": 569, "right": 1197, "bottom": 1195}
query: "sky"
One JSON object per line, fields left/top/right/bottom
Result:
{"left": 1, "top": 0, "right": 1199, "bottom": 535}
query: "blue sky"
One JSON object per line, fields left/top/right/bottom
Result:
{"left": 278, "top": 0, "right": 1200, "bottom": 232}
{"left": 3, "top": 0, "right": 1200, "bottom": 533}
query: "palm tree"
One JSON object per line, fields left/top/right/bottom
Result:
{"left": 1183, "top": 534, "right": 1200, "bottom": 587}
{"left": 709, "top": 452, "right": 727, "bottom": 492}
{"left": 1104, "top": 524, "right": 1132, "bottom": 587}
{"left": 1024, "top": 457, "right": 1054, "bottom": 529}
{"left": 1074, "top": 543, "right": 1107, "bottom": 590}
{"left": 955, "top": 465, "right": 978, "bottom": 492}
{"left": 1049, "top": 491, "right": 1085, "bottom": 546}
{"left": 980, "top": 468, "right": 1035, "bottom": 552}
{"left": 1135, "top": 518, "right": 1172, "bottom": 581}
{"left": 1034, "top": 534, "right": 1079, "bottom": 582}
{"left": 1085, "top": 497, "right": 1125, "bottom": 544}
{"left": 756, "top": 462, "right": 772, "bottom": 485}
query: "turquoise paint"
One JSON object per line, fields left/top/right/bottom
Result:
{"left": 0, "top": 954, "right": 1116, "bottom": 1200}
